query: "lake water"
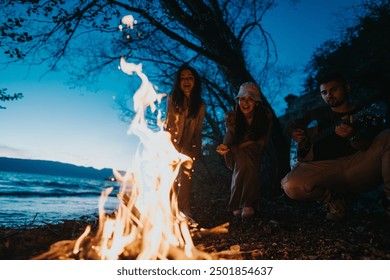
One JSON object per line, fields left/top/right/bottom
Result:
{"left": 0, "top": 171, "right": 120, "bottom": 228}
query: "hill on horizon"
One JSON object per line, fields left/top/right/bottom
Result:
{"left": 0, "top": 157, "right": 113, "bottom": 180}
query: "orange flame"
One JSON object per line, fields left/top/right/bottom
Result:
{"left": 70, "top": 57, "right": 209, "bottom": 260}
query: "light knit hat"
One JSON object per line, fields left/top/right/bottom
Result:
{"left": 235, "top": 82, "right": 262, "bottom": 102}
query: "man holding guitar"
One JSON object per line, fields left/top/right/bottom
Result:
{"left": 281, "top": 71, "right": 389, "bottom": 221}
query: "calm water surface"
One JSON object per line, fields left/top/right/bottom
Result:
{"left": 0, "top": 171, "right": 120, "bottom": 228}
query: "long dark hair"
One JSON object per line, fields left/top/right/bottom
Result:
{"left": 233, "top": 103, "right": 269, "bottom": 144}
{"left": 170, "top": 64, "right": 203, "bottom": 118}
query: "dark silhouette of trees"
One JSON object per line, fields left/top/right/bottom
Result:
{"left": 1, "top": 0, "right": 290, "bottom": 191}
{"left": 0, "top": 88, "right": 23, "bottom": 109}
{"left": 303, "top": 0, "right": 389, "bottom": 105}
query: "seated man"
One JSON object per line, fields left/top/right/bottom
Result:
{"left": 281, "top": 71, "right": 389, "bottom": 221}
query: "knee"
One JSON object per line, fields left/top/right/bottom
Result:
{"left": 377, "top": 129, "right": 390, "bottom": 143}
{"left": 281, "top": 176, "right": 306, "bottom": 200}
{"left": 371, "top": 129, "right": 390, "bottom": 150}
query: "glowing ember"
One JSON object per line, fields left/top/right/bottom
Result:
{"left": 121, "top": 15, "right": 137, "bottom": 29}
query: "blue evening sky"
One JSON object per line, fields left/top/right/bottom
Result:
{"left": 0, "top": 0, "right": 360, "bottom": 170}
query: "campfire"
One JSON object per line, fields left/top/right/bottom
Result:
{"left": 33, "top": 39, "right": 228, "bottom": 259}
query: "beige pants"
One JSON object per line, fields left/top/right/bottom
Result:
{"left": 228, "top": 141, "right": 265, "bottom": 211}
{"left": 281, "top": 129, "right": 390, "bottom": 201}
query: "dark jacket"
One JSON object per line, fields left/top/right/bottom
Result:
{"left": 286, "top": 102, "right": 388, "bottom": 161}
{"left": 223, "top": 107, "right": 273, "bottom": 170}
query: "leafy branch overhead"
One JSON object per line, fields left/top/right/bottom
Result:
{"left": 0, "top": 0, "right": 290, "bottom": 185}
{"left": 2, "top": 0, "right": 387, "bottom": 189}
{"left": 0, "top": 88, "right": 23, "bottom": 109}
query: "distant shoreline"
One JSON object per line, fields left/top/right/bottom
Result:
{"left": 0, "top": 157, "right": 113, "bottom": 180}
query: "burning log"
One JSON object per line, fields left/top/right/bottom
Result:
{"left": 32, "top": 221, "right": 226, "bottom": 260}
{"left": 32, "top": 240, "right": 78, "bottom": 260}
{"left": 191, "top": 222, "right": 230, "bottom": 238}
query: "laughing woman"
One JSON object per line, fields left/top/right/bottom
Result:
{"left": 216, "top": 82, "right": 272, "bottom": 218}
{"left": 165, "top": 64, "right": 205, "bottom": 222}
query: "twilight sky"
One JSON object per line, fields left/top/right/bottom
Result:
{"left": 0, "top": 0, "right": 360, "bottom": 171}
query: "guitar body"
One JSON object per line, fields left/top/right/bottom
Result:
{"left": 289, "top": 101, "right": 388, "bottom": 170}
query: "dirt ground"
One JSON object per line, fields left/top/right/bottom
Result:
{"left": 191, "top": 185, "right": 390, "bottom": 260}
{"left": 1, "top": 167, "right": 389, "bottom": 260}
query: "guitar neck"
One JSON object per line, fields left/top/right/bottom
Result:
{"left": 310, "top": 117, "right": 351, "bottom": 144}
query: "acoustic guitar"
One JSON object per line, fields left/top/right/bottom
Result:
{"left": 290, "top": 101, "right": 387, "bottom": 169}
